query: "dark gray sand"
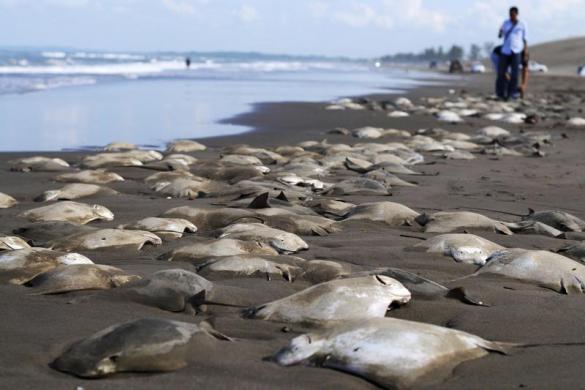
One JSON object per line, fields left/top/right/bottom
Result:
{"left": 1, "top": 73, "right": 585, "bottom": 389}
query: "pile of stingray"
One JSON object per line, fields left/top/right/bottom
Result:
{"left": 2, "top": 114, "right": 585, "bottom": 389}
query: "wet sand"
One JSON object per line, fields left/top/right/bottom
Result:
{"left": 1, "top": 73, "right": 585, "bottom": 389}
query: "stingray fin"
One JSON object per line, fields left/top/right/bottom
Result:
{"left": 198, "top": 320, "right": 234, "bottom": 341}
{"left": 247, "top": 192, "right": 271, "bottom": 209}
{"left": 446, "top": 287, "right": 490, "bottom": 307}
{"left": 276, "top": 191, "right": 289, "bottom": 202}
{"left": 311, "top": 226, "right": 328, "bottom": 236}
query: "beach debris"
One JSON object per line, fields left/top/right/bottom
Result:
{"left": 25, "top": 264, "right": 140, "bottom": 294}
{"left": 244, "top": 275, "right": 410, "bottom": 325}
{"left": 273, "top": 317, "right": 510, "bottom": 389}
{"left": 35, "top": 183, "right": 118, "bottom": 202}
{"left": 48, "top": 229, "right": 161, "bottom": 251}
{"left": 52, "top": 318, "right": 229, "bottom": 378}
{"left": 19, "top": 201, "right": 114, "bottom": 224}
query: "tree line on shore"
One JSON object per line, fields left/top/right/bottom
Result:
{"left": 380, "top": 43, "right": 495, "bottom": 63}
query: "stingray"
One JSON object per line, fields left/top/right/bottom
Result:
{"left": 192, "top": 165, "right": 267, "bottom": 184}
{"left": 477, "top": 249, "right": 585, "bottom": 294}
{"left": 0, "top": 192, "right": 17, "bottom": 208}
{"left": 19, "top": 201, "right": 114, "bottom": 225}
{"left": 300, "top": 259, "right": 352, "bottom": 284}
{"left": 254, "top": 209, "right": 340, "bottom": 236}
{"left": 82, "top": 154, "right": 143, "bottom": 169}
{"left": 324, "top": 178, "right": 390, "bottom": 196}
{"left": 363, "top": 170, "right": 417, "bottom": 187}
{"left": 521, "top": 209, "right": 585, "bottom": 232}
{"left": 369, "top": 161, "right": 422, "bottom": 175}
{"left": 166, "top": 139, "right": 207, "bottom": 153}
{"left": 273, "top": 317, "right": 510, "bottom": 389}
{"left": 407, "top": 233, "right": 504, "bottom": 265}
{"left": 217, "top": 223, "right": 308, "bottom": 253}
{"left": 54, "top": 169, "right": 125, "bottom": 184}
{"left": 25, "top": 264, "right": 140, "bottom": 294}
{"left": 416, "top": 211, "right": 513, "bottom": 235}
{"left": 0, "top": 236, "right": 30, "bottom": 251}
{"left": 114, "top": 269, "right": 215, "bottom": 312}
{"left": 35, "top": 183, "right": 118, "bottom": 202}
{"left": 352, "top": 127, "right": 385, "bottom": 139}
{"left": 218, "top": 192, "right": 319, "bottom": 217}
{"left": 503, "top": 220, "right": 563, "bottom": 238}
{"left": 244, "top": 275, "right": 411, "bottom": 325}
{"left": 103, "top": 141, "right": 137, "bottom": 151}
{"left": 161, "top": 206, "right": 259, "bottom": 231}
{"left": 13, "top": 221, "right": 96, "bottom": 245}
{"left": 442, "top": 150, "right": 476, "bottom": 160}
{"left": 48, "top": 229, "right": 162, "bottom": 251}
{"left": 345, "top": 267, "right": 486, "bottom": 305}
{"left": 225, "top": 145, "right": 287, "bottom": 165}
{"left": 307, "top": 199, "right": 356, "bottom": 219}
{"left": 119, "top": 217, "right": 197, "bottom": 240}
{"left": 52, "top": 318, "right": 228, "bottom": 378}
{"left": 342, "top": 201, "right": 419, "bottom": 227}
{"left": 0, "top": 248, "right": 93, "bottom": 285}
{"left": 219, "top": 154, "right": 264, "bottom": 166}
{"left": 9, "top": 156, "right": 70, "bottom": 172}
{"left": 159, "top": 238, "right": 278, "bottom": 263}
{"left": 556, "top": 243, "right": 585, "bottom": 264}
{"left": 344, "top": 157, "right": 373, "bottom": 173}
{"left": 196, "top": 255, "right": 303, "bottom": 281}
{"left": 151, "top": 177, "right": 229, "bottom": 199}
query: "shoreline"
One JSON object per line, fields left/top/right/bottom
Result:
{"left": 1, "top": 72, "right": 585, "bottom": 388}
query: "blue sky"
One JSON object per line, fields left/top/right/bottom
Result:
{"left": 1, "top": 0, "right": 584, "bottom": 57}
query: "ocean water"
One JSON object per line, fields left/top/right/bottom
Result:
{"left": 0, "top": 49, "right": 436, "bottom": 151}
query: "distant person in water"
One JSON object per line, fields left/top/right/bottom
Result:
{"left": 495, "top": 6, "right": 528, "bottom": 100}
{"left": 185, "top": 57, "right": 191, "bottom": 69}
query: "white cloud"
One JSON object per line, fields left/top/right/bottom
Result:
{"left": 161, "top": 0, "right": 196, "bottom": 15}
{"left": 317, "top": 0, "right": 450, "bottom": 32}
{"left": 237, "top": 4, "right": 259, "bottom": 23}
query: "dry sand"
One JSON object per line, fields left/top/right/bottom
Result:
{"left": 530, "top": 36, "right": 585, "bottom": 76}
{"left": 1, "top": 73, "right": 585, "bottom": 389}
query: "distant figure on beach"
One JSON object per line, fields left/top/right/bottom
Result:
{"left": 185, "top": 57, "right": 191, "bottom": 69}
{"left": 495, "top": 6, "right": 528, "bottom": 100}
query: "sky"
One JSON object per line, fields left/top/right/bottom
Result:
{"left": 1, "top": 0, "right": 584, "bottom": 57}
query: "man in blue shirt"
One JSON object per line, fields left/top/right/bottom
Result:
{"left": 496, "top": 6, "right": 528, "bottom": 100}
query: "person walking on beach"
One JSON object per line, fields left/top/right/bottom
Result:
{"left": 496, "top": 6, "right": 528, "bottom": 100}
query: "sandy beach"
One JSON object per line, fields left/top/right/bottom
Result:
{"left": 2, "top": 72, "right": 585, "bottom": 389}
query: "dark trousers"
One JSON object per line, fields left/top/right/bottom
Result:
{"left": 496, "top": 52, "right": 521, "bottom": 99}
